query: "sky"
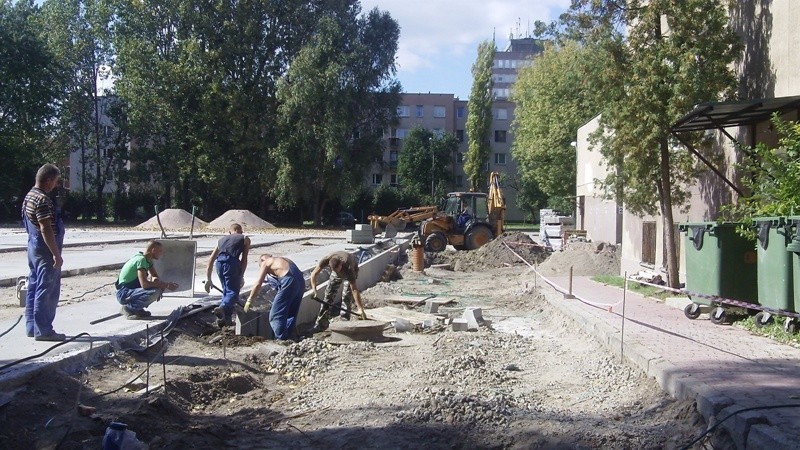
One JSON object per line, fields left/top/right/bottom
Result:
{"left": 359, "top": 0, "right": 571, "bottom": 100}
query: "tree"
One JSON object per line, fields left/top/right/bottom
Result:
{"left": 274, "top": 6, "right": 401, "bottom": 225}
{"left": 0, "top": 0, "right": 62, "bottom": 219}
{"left": 512, "top": 40, "right": 605, "bottom": 212}
{"left": 556, "top": 0, "right": 741, "bottom": 287}
{"left": 396, "top": 126, "right": 457, "bottom": 203}
{"left": 723, "top": 115, "right": 800, "bottom": 220}
{"left": 464, "top": 40, "right": 495, "bottom": 191}
{"left": 39, "top": 0, "right": 119, "bottom": 220}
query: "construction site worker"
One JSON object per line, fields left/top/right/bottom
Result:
{"left": 115, "top": 241, "right": 178, "bottom": 319}
{"left": 244, "top": 254, "right": 304, "bottom": 340}
{"left": 205, "top": 223, "right": 251, "bottom": 327}
{"left": 22, "top": 164, "right": 66, "bottom": 341}
{"left": 311, "top": 250, "right": 366, "bottom": 333}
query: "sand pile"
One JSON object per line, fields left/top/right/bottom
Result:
{"left": 537, "top": 241, "right": 620, "bottom": 277}
{"left": 433, "top": 232, "right": 550, "bottom": 271}
{"left": 136, "top": 208, "right": 208, "bottom": 230}
{"left": 205, "top": 209, "right": 275, "bottom": 230}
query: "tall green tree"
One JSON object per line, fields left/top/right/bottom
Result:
{"left": 113, "top": 0, "right": 329, "bottom": 217}
{"left": 556, "top": 0, "right": 741, "bottom": 287}
{"left": 274, "top": 6, "right": 401, "bottom": 225}
{"left": 464, "top": 40, "right": 495, "bottom": 191}
{"left": 0, "top": 0, "right": 62, "bottom": 218}
{"left": 39, "top": 0, "right": 118, "bottom": 220}
{"left": 512, "top": 40, "right": 604, "bottom": 212}
{"left": 396, "top": 126, "right": 458, "bottom": 203}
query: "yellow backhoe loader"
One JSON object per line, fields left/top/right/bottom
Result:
{"left": 418, "top": 172, "right": 506, "bottom": 252}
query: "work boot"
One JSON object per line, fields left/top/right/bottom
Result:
{"left": 135, "top": 309, "right": 152, "bottom": 318}
{"left": 216, "top": 316, "right": 235, "bottom": 328}
{"left": 213, "top": 307, "right": 225, "bottom": 319}
{"left": 120, "top": 305, "right": 136, "bottom": 319}
{"left": 35, "top": 332, "right": 66, "bottom": 342}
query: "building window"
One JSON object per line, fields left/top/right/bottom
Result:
{"left": 494, "top": 130, "right": 507, "bottom": 143}
{"left": 456, "top": 152, "right": 464, "bottom": 164}
{"left": 396, "top": 128, "right": 408, "bottom": 139}
{"left": 390, "top": 174, "right": 398, "bottom": 187}
{"left": 433, "top": 128, "right": 444, "bottom": 137}
{"left": 371, "top": 174, "right": 382, "bottom": 185}
{"left": 455, "top": 175, "right": 463, "bottom": 187}
{"left": 433, "top": 106, "right": 446, "bottom": 118}
{"left": 494, "top": 153, "right": 507, "bottom": 165}
{"left": 457, "top": 106, "right": 466, "bottom": 118}
{"left": 389, "top": 150, "right": 398, "bottom": 167}
{"left": 496, "top": 108, "right": 507, "bottom": 120}
{"left": 455, "top": 130, "right": 464, "bottom": 142}
{"left": 396, "top": 105, "right": 410, "bottom": 117}
{"left": 416, "top": 105, "right": 424, "bottom": 117}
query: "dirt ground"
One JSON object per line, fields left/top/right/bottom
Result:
{"left": 0, "top": 233, "right": 709, "bottom": 449}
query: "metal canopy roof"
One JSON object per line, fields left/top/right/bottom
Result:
{"left": 671, "top": 95, "right": 800, "bottom": 132}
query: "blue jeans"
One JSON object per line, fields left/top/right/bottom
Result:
{"left": 116, "top": 285, "right": 161, "bottom": 312}
{"left": 24, "top": 215, "right": 63, "bottom": 337}
{"left": 269, "top": 263, "right": 304, "bottom": 340}
{"left": 215, "top": 253, "right": 241, "bottom": 319}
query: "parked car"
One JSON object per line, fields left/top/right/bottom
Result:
{"left": 336, "top": 212, "right": 357, "bottom": 227}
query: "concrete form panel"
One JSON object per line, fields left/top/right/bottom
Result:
{"left": 152, "top": 239, "right": 197, "bottom": 297}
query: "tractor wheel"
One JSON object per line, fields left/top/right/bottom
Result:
{"left": 425, "top": 232, "right": 448, "bottom": 252}
{"left": 465, "top": 226, "right": 493, "bottom": 250}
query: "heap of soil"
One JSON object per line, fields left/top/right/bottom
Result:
{"left": 136, "top": 208, "right": 208, "bottom": 230}
{"left": 433, "top": 232, "right": 550, "bottom": 271}
{"left": 205, "top": 209, "right": 275, "bottom": 230}
{"left": 537, "top": 241, "right": 621, "bottom": 277}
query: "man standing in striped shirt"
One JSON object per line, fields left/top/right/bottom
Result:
{"left": 22, "top": 164, "right": 66, "bottom": 341}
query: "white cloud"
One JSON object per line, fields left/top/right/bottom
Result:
{"left": 361, "top": 0, "right": 570, "bottom": 73}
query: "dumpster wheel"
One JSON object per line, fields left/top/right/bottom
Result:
{"left": 785, "top": 318, "right": 798, "bottom": 334}
{"left": 709, "top": 307, "right": 727, "bottom": 325}
{"left": 753, "top": 311, "right": 773, "bottom": 328}
{"left": 684, "top": 303, "right": 701, "bottom": 320}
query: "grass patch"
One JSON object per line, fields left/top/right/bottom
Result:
{"left": 592, "top": 275, "right": 673, "bottom": 301}
{"left": 736, "top": 315, "right": 800, "bottom": 347}
{"left": 505, "top": 222, "right": 538, "bottom": 232}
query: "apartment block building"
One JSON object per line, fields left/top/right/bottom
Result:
{"left": 370, "top": 38, "right": 543, "bottom": 221}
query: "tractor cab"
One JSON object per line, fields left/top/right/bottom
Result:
{"left": 442, "top": 192, "right": 489, "bottom": 224}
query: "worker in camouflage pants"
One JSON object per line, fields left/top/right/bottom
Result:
{"left": 310, "top": 251, "right": 366, "bottom": 332}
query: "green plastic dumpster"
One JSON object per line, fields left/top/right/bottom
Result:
{"left": 753, "top": 217, "right": 794, "bottom": 318}
{"left": 782, "top": 216, "right": 800, "bottom": 314}
{"left": 679, "top": 222, "right": 758, "bottom": 305}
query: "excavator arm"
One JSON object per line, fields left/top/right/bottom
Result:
{"left": 369, "top": 206, "right": 438, "bottom": 234}
{"left": 487, "top": 172, "right": 506, "bottom": 237}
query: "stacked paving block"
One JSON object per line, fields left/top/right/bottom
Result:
{"left": 347, "top": 224, "right": 374, "bottom": 244}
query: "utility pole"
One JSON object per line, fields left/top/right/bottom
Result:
{"left": 429, "top": 137, "right": 435, "bottom": 197}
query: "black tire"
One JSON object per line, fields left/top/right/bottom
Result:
{"left": 684, "top": 303, "right": 701, "bottom": 320}
{"left": 785, "top": 319, "right": 798, "bottom": 334}
{"left": 465, "top": 226, "right": 493, "bottom": 250}
{"left": 753, "top": 311, "right": 772, "bottom": 328}
{"left": 710, "top": 307, "right": 727, "bottom": 325}
{"left": 425, "top": 232, "right": 448, "bottom": 252}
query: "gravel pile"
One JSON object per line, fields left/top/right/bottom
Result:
{"left": 433, "top": 232, "right": 550, "bottom": 271}
{"left": 397, "top": 387, "right": 516, "bottom": 427}
{"left": 264, "top": 339, "right": 376, "bottom": 384}
{"left": 537, "top": 241, "right": 621, "bottom": 276}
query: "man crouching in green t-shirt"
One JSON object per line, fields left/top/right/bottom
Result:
{"left": 115, "top": 241, "right": 179, "bottom": 319}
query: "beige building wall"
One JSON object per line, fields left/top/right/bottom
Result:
{"left": 575, "top": 115, "right": 621, "bottom": 244}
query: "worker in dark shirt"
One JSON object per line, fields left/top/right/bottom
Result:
{"left": 310, "top": 251, "right": 367, "bottom": 332}
{"left": 205, "top": 223, "right": 251, "bottom": 327}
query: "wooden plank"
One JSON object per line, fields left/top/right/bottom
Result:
{"left": 365, "top": 306, "right": 440, "bottom": 325}
{"left": 367, "top": 295, "right": 456, "bottom": 306}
